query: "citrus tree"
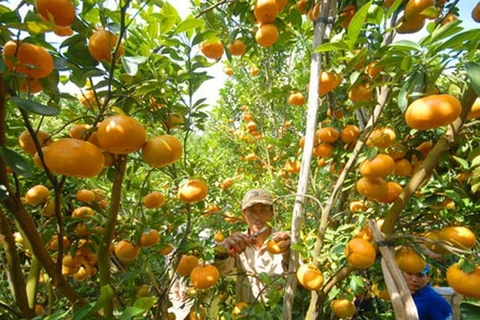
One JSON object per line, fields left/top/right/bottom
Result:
{"left": 0, "top": 0, "right": 480, "bottom": 319}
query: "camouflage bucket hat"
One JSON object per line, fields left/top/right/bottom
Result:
{"left": 241, "top": 189, "right": 274, "bottom": 210}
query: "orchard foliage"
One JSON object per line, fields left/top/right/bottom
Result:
{"left": 0, "top": 0, "right": 480, "bottom": 319}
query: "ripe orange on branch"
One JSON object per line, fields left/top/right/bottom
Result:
{"left": 176, "top": 255, "right": 199, "bottom": 276}
{"left": 2, "top": 41, "right": 54, "bottom": 79}
{"left": 18, "top": 129, "right": 51, "bottom": 156}
{"left": 227, "top": 39, "right": 246, "bottom": 56}
{"left": 254, "top": 0, "right": 279, "bottom": 23}
{"left": 345, "top": 238, "right": 376, "bottom": 269}
{"left": 331, "top": 299, "right": 356, "bottom": 318}
{"left": 356, "top": 176, "right": 388, "bottom": 200}
{"left": 394, "top": 246, "right": 426, "bottom": 274}
{"left": 190, "top": 264, "right": 220, "bottom": 289}
{"left": 34, "top": 139, "right": 104, "bottom": 178}
{"left": 88, "top": 28, "right": 124, "bottom": 63}
{"left": 142, "top": 135, "right": 183, "bottom": 167}
{"left": 143, "top": 192, "right": 165, "bottom": 209}
{"left": 97, "top": 115, "right": 146, "bottom": 154}
{"left": 368, "top": 127, "right": 396, "bottom": 148}
{"left": 340, "top": 125, "right": 360, "bottom": 143}
{"left": 318, "top": 71, "right": 342, "bottom": 97}
{"left": 200, "top": 40, "right": 224, "bottom": 60}
{"left": 316, "top": 127, "right": 339, "bottom": 143}
{"left": 438, "top": 226, "right": 477, "bottom": 249}
{"left": 288, "top": 91, "right": 306, "bottom": 106}
{"left": 25, "top": 185, "right": 49, "bottom": 206}
{"left": 266, "top": 238, "right": 289, "bottom": 254}
{"left": 178, "top": 179, "right": 208, "bottom": 203}
{"left": 138, "top": 229, "right": 160, "bottom": 247}
{"left": 446, "top": 263, "right": 480, "bottom": 298}
{"left": 35, "top": 0, "right": 76, "bottom": 27}
{"left": 296, "top": 264, "right": 324, "bottom": 291}
{"left": 359, "top": 154, "right": 395, "bottom": 178}
{"left": 405, "top": 94, "right": 461, "bottom": 130}
{"left": 114, "top": 240, "right": 140, "bottom": 264}
{"left": 255, "top": 23, "right": 279, "bottom": 47}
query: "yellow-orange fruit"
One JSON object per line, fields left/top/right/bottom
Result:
{"left": 405, "top": 94, "right": 461, "bottom": 130}
{"left": 446, "top": 263, "right": 480, "bottom": 298}
{"left": 34, "top": 138, "right": 104, "bottom": 178}
{"left": 76, "top": 189, "right": 96, "bottom": 202}
{"left": 178, "top": 179, "right": 208, "bottom": 203}
{"left": 176, "top": 255, "right": 199, "bottom": 276}
{"left": 319, "top": 71, "right": 342, "bottom": 97}
{"left": 227, "top": 40, "right": 246, "bottom": 56}
{"left": 473, "top": 2, "right": 480, "bottom": 23}
{"left": 316, "top": 127, "right": 339, "bottom": 143}
{"left": 25, "top": 185, "right": 50, "bottom": 206}
{"left": 296, "top": 264, "right": 324, "bottom": 291}
{"left": 466, "top": 97, "right": 480, "bottom": 120}
{"left": 340, "top": 125, "right": 360, "bottom": 143}
{"left": 255, "top": 23, "right": 279, "bottom": 47}
{"left": 394, "top": 158, "right": 413, "bottom": 177}
{"left": 35, "top": 0, "right": 76, "bottom": 27}
{"left": 18, "top": 129, "right": 51, "bottom": 156}
{"left": 190, "top": 264, "right": 220, "bottom": 289}
{"left": 368, "top": 127, "right": 396, "bottom": 148}
{"left": 97, "top": 115, "right": 146, "bottom": 154}
{"left": 345, "top": 238, "right": 376, "bottom": 269}
{"left": 200, "top": 40, "right": 224, "bottom": 60}
{"left": 114, "top": 240, "right": 140, "bottom": 263}
{"left": 438, "top": 226, "right": 477, "bottom": 249}
{"left": 2, "top": 41, "right": 54, "bottom": 79}
{"left": 71, "top": 206, "right": 94, "bottom": 219}
{"left": 138, "top": 229, "right": 160, "bottom": 247}
{"left": 141, "top": 135, "right": 183, "bottom": 167}
{"left": 331, "top": 299, "right": 356, "bottom": 318}
{"left": 88, "top": 28, "right": 124, "bottom": 63}
{"left": 397, "top": 14, "right": 426, "bottom": 34}
{"left": 404, "top": 0, "right": 435, "bottom": 20}
{"left": 359, "top": 154, "right": 395, "bottom": 178}
{"left": 376, "top": 181, "right": 403, "bottom": 203}
{"left": 288, "top": 92, "right": 306, "bottom": 106}
{"left": 356, "top": 177, "right": 388, "bottom": 199}
{"left": 266, "top": 238, "right": 289, "bottom": 254}
{"left": 395, "top": 246, "right": 426, "bottom": 274}
{"left": 254, "top": 0, "right": 279, "bottom": 23}
{"left": 143, "top": 192, "right": 165, "bottom": 209}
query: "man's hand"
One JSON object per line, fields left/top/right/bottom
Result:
{"left": 218, "top": 232, "right": 251, "bottom": 256}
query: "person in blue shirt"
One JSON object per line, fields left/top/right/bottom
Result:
{"left": 403, "top": 264, "right": 453, "bottom": 320}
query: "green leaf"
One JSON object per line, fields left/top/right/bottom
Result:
{"left": 314, "top": 41, "right": 350, "bottom": 53}
{"left": 11, "top": 97, "right": 59, "bottom": 116}
{"left": 346, "top": 1, "right": 372, "bottom": 49}
{"left": 451, "top": 156, "right": 469, "bottom": 170}
{"left": 174, "top": 18, "right": 204, "bottom": 34}
{"left": 466, "top": 62, "right": 480, "bottom": 96}
{"left": 133, "top": 297, "right": 157, "bottom": 309}
{"left": 122, "top": 56, "right": 147, "bottom": 76}
{"left": 471, "top": 155, "right": 480, "bottom": 168}
{"left": 119, "top": 306, "right": 149, "bottom": 320}
{"left": 388, "top": 40, "right": 422, "bottom": 52}
{"left": 0, "top": 147, "right": 31, "bottom": 177}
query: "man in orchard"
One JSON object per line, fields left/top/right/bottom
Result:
{"left": 403, "top": 264, "right": 453, "bottom": 320}
{"left": 214, "top": 188, "right": 291, "bottom": 304}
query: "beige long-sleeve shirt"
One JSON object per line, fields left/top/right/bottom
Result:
{"left": 214, "top": 241, "right": 287, "bottom": 304}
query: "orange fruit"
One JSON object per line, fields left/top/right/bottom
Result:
{"left": 266, "top": 238, "right": 289, "bottom": 254}
{"left": 284, "top": 159, "right": 301, "bottom": 173}
{"left": 372, "top": 283, "right": 390, "bottom": 300}
{"left": 78, "top": 90, "right": 101, "bottom": 110}
{"left": 405, "top": 94, "right": 461, "bottom": 130}
{"left": 307, "top": 2, "right": 320, "bottom": 21}
{"left": 139, "top": 229, "right": 160, "bottom": 247}
{"left": 18, "top": 129, "right": 52, "bottom": 156}
{"left": 438, "top": 226, "right": 477, "bottom": 249}
{"left": 97, "top": 115, "right": 146, "bottom": 154}
{"left": 276, "top": 0, "right": 287, "bottom": 12}
{"left": 366, "top": 60, "right": 383, "bottom": 78}
{"left": 200, "top": 40, "right": 224, "bottom": 60}
{"left": 255, "top": 23, "right": 279, "bottom": 47}
{"left": 34, "top": 138, "right": 104, "bottom": 178}
{"left": 254, "top": 0, "right": 279, "bottom": 23}
{"left": 368, "top": 127, "right": 396, "bottom": 148}
{"left": 34, "top": 304, "right": 45, "bottom": 316}
{"left": 53, "top": 25, "right": 73, "bottom": 37}
{"left": 233, "top": 301, "right": 249, "bottom": 317}
{"left": 71, "top": 206, "right": 94, "bottom": 219}
{"left": 69, "top": 124, "right": 91, "bottom": 140}
{"left": 345, "top": 238, "right": 376, "bottom": 269}
{"left": 331, "top": 299, "right": 356, "bottom": 318}
{"left": 25, "top": 185, "right": 49, "bottom": 206}
{"left": 349, "top": 200, "right": 367, "bottom": 213}
{"left": 404, "top": 0, "right": 435, "bottom": 20}
{"left": 466, "top": 97, "right": 480, "bottom": 120}
{"left": 176, "top": 255, "right": 199, "bottom": 276}
{"left": 220, "top": 177, "right": 234, "bottom": 190}
{"left": 340, "top": 125, "right": 360, "bottom": 143}
{"left": 114, "top": 240, "right": 140, "bottom": 263}
{"left": 88, "top": 28, "right": 124, "bottom": 63}
{"left": 41, "top": 198, "right": 56, "bottom": 217}
{"left": 47, "top": 235, "right": 70, "bottom": 250}
{"left": 397, "top": 14, "right": 426, "bottom": 34}
{"left": 143, "top": 192, "right": 165, "bottom": 209}
{"left": 227, "top": 39, "right": 246, "bottom": 56}
{"left": 19, "top": 78, "right": 43, "bottom": 93}
{"left": 446, "top": 263, "right": 480, "bottom": 298}
{"left": 178, "top": 179, "right": 208, "bottom": 203}
{"left": 394, "top": 158, "right": 413, "bottom": 177}
{"left": 190, "top": 264, "right": 220, "bottom": 289}
{"left": 313, "top": 143, "right": 334, "bottom": 158}
{"left": 349, "top": 82, "right": 372, "bottom": 102}
{"left": 339, "top": 5, "right": 356, "bottom": 29}
{"left": 142, "top": 135, "right": 183, "bottom": 167}
{"left": 473, "top": 2, "right": 480, "bottom": 23}
{"left": 224, "top": 67, "right": 233, "bottom": 76}
{"left": 2, "top": 41, "right": 53, "bottom": 79}
{"left": 297, "top": 0, "right": 308, "bottom": 14}
{"left": 35, "top": 0, "right": 76, "bottom": 27}
{"left": 356, "top": 177, "right": 388, "bottom": 199}
{"left": 288, "top": 91, "right": 306, "bottom": 106}
{"left": 376, "top": 181, "right": 403, "bottom": 203}
{"left": 159, "top": 244, "right": 174, "bottom": 255}
{"left": 296, "top": 264, "right": 324, "bottom": 291}
{"left": 316, "top": 127, "right": 339, "bottom": 143}
{"left": 385, "top": 0, "right": 395, "bottom": 8}
{"left": 319, "top": 71, "right": 342, "bottom": 97}
{"left": 250, "top": 66, "right": 260, "bottom": 76}
{"left": 394, "top": 246, "right": 426, "bottom": 274}
{"left": 246, "top": 121, "right": 257, "bottom": 132}
{"left": 415, "top": 141, "right": 433, "bottom": 159}
{"left": 75, "top": 189, "right": 96, "bottom": 202}
{"left": 359, "top": 154, "right": 395, "bottom": 178}
{"left": 189, "top": 306, "right": 206, "bottom": 320}
{"left": 441, "top": 13, "right": 457, "bottom": 26}
{"left": 385, "top": 143, "right": 407, "bottom": 160}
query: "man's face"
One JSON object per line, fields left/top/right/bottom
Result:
{"left": 404, "top": 272, "right": 429, "bottom": 294}
{"left": 242, "top": 203, "right": 273, "bottom": 232}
